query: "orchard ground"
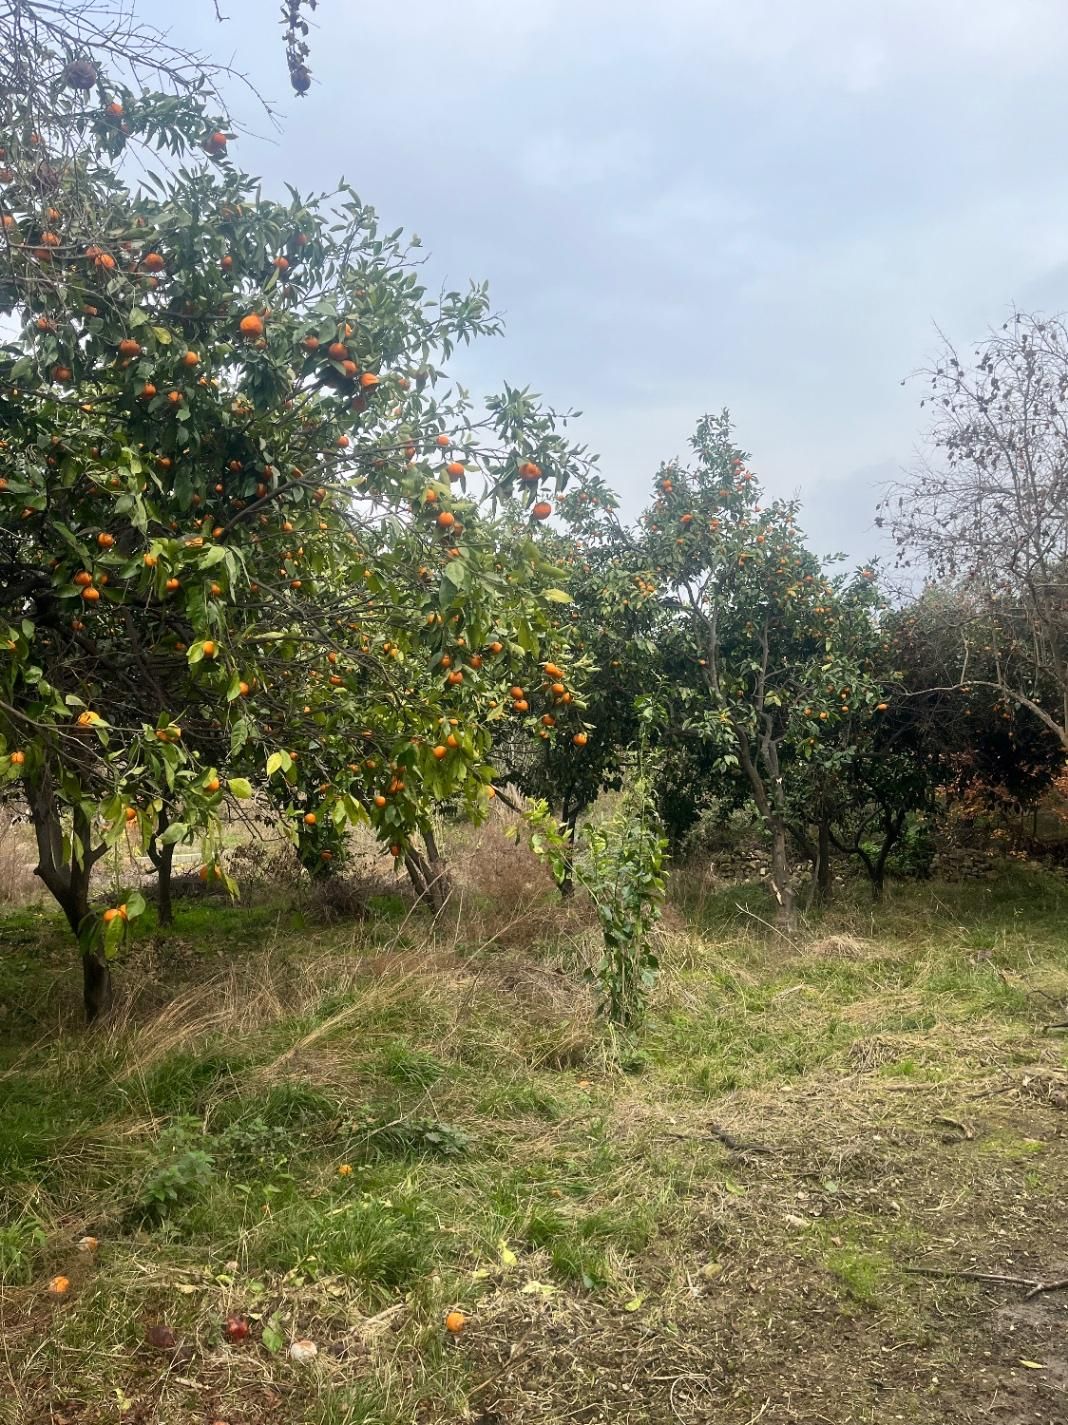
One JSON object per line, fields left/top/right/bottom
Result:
{"left": 2, "top": 819, "right": 1068, "bottom": 1425}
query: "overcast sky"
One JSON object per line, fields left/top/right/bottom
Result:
{"left": 144, "top": 0, "right": 1068, "bottom": 565}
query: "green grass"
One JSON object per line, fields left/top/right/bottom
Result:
{"left": 3, "top": 860, "right": 1068, "bottom": 1423}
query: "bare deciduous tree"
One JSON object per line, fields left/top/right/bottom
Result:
{"left": 886, "top": 312, "right": 1068, "bottom": 750}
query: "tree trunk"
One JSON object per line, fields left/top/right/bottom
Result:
{"left": 558, "top": 799, "right": 579, "bottom": 900}
{"left": 421, "top": 827, "right": 452, "bottom": 914}
{"left": 869, "top": 810, "right": 905, "bottom": 902}
{"left": 403, "top": 847, "right": 429, "bottom": 898}
{"left": 816, "top": 815, "right": 832, "bottom": 905}
{"left": 404, "top": 835, "right": 452, "bottom": 915}
{"left": 146, "top": 816, "right": 175, "bottom": 928}
{"left": 734, "top": 726, "right": 797, "bottom": 932}
{"left": 769, "top": 818, "right": 797, "bottom": 932}
{"left": 82, "top": 949, "right": 113, "bottom": 1023}
{"left": 155, "top": 841, "right": 174, "bottom": 927}
{"left": 27, "top": 771, "right": 112, "bottom": 1022}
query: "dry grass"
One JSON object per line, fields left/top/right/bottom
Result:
{"left": 4, "top": 865, "right": 1068, "bottom": 1422}
{"left": 0, "top": 811, "right": 42, "bottom": 908}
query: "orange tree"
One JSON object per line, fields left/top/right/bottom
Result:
{"left": 638, "top": 412, "right": 884, "bottom": 929}
{"left": 0, "top": 62, "right": 586, "bottom": 1016}
{"left": 494, "top": 475, "right": 663, "bottom": 894}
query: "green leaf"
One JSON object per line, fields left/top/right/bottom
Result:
{"left": 544, "top": 588, "right": 571, "bottom": 603}
{"left": 158, "top": 821, "right": 188, "bottom": 846}
{"left": 261, "top": 1321, "right": 284, "bottom": 1354}
{"left": 151, "top": 326, "right": 172, "bottom": 345}
{"left": 442, "top": 559, "right": 467, "bottom": 590}
{"left": 227, "top": 777, "right": 253, "bottom": 800}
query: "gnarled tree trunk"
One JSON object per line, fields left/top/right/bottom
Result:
{"left": 404, "top": 829, "right": 452, "bottom": 914}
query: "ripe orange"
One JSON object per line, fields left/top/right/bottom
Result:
{"left": 303, "top": 812, "right": 317, "bottom": 826}
{"left": 573, "top": 731, "right": 589, "bottom": 747}
{"left": 303, "top": 334, "right": 320, "bottom": 352}
{"left": 532, "top": 501, "right": 552, "bottom": 520}
{"left": 47, "top": 1275, "right": 71, "bottom": 1297}
{"left": 550, "top": 681, "right": 565, "bottom": 696}
{"left": 125, "top": 806, "right": 137, "bottom": 822}
{"left": 273, "top": 255, "right": 289, "bottom": 271}
{"left": 337, "top": 434, "right": 350, "bottom": 448}
{"left": 446, "top": 670, "right": 464, "bottom": 685}
{"left": 341, "top": 359, "right": 358, "bottom": 377}
{"left": 435, "top": 433, "right": 451, "bottom": 448}
{"left": 117, "top": 338, "right": 141, "bottom": 357}
{"left": 97, "top": 532, "right": 114, "bottom": 548}
{"left": 488, "top": 641, "right": 503, "bottom": 655}
{"left": 445, "top": 1310, "right": 465, "bottom": 1334}
{"left": 141, "top": 252, "right": 165, "bottom": 273}
{"left": 468, "top": 654, "right": 483, "bottom": 670}
{"left": 512, "top": 698, "right": 529, "bottom": 713}
{"left": 432, "top": 745, "right": 447, "bottom": 759}
{"left": 238, "top": 681, "right": 250, "bottom": 697}
{"left": 373, "top": 794, "right": 387, "bottom": 808}
{"left": 201, "top": 640, "right": 216, "bottom": 658}
{"left": 72, "top": 570, "right": 93, "bottom": 587}
{"left": 541, "top": 714, "right": 555, "bottom": 726}
{"left": 220, "top": 254, "right": 233, "bottom": 271}
{"left": 446, "top": 461, "right": 464, "bottom": 477}
{"left": 165, "top": 577, "right": 180, "bottom": 592}
{"left": 81, "top": 586, "right": 100, "bottom": 602}
{"left": 327, "top": 341, "right": 348, "bottom": 361}
{"left": 519, "top": 461, "right": 541, "bottom": 480}
{"left": 140, "top": 382, "right": 156, "bottom": 399}
{"left": 94, "top": 252, "right": 116, "bottom": 270}
{"left": 360, "top": 372, "right": 380, "bottom": 388}
{"left": 167, "top": 390, "right": 182, "bottom": 404}
{"left": 446, "top": 733, "right": 460, "bottom": 749}
{"left": 183, "top": 350, "right": 200, "bottom": 367}
{"left": 436, "top": 511, "right": 456, "bottom": 529}
{"left": 10, "top": 750, "right": 25, "bottom": 766}
{"left": 509, "top": 686, "right": 524, "bottom": 700}
{"left": 52, "top": 365, "right": 73, "bottom": 382}
{"left": 239, "top": 313, "right": 264, "bottom": 337}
